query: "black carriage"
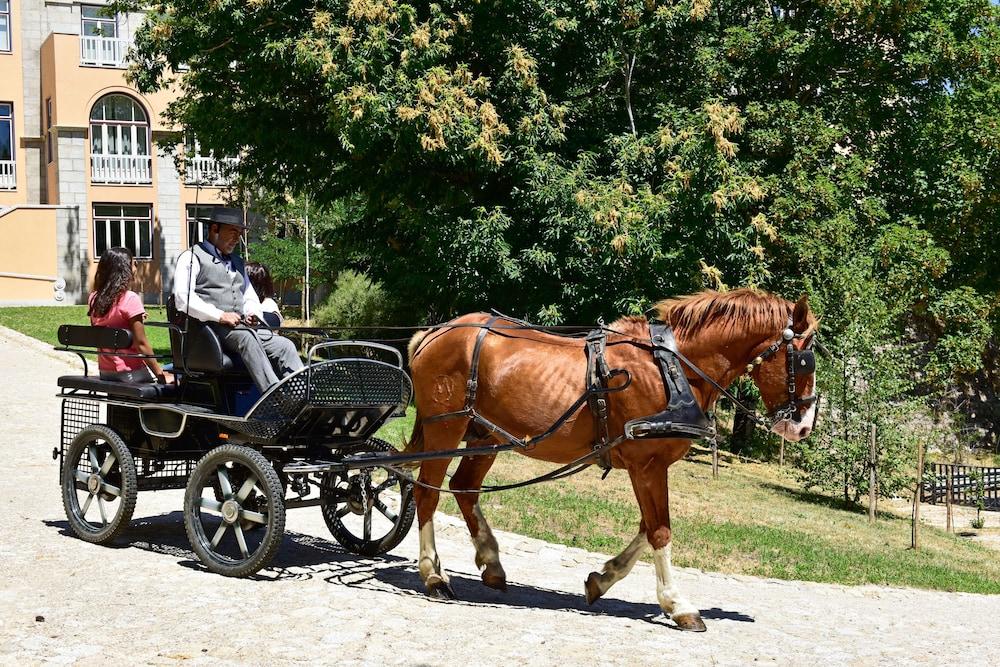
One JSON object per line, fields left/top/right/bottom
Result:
{"left": 54, "top": 318, "right": 416, "bottom": 577}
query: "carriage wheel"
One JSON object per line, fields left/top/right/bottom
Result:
{"left": 61, "top": 425, "right": 138, "bottom": 544}
{"left": 183, "top": 445, "right": 285, "bottom": 577}
{"left": 321, "top": 438, "right": 415, "bottom": 557}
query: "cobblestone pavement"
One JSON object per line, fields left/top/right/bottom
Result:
{"left": 1, "top": 326, "right": 999, "bottom": 666}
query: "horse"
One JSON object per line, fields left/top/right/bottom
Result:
{"left": 402, "top": 289, "right": 819, "bottom": 632}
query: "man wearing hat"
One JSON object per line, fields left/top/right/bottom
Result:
{"left": 172, "top": 207, "right": 303, "bottom": 391}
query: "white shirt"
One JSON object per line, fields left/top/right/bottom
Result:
{"left": 173, "top": 247, "right": 264, "bottom": 323}
{"left": 260, "top": 297, "right": 284, "bottom": 325}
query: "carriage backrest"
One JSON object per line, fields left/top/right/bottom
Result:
{"left": 57, "top": 325, "right": 133, "bottom": 350}
{"left": 165, "top": 295, "right": 242, "bottom": 374}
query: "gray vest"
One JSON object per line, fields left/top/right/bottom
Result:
{"left": 190, "top": 243, "right": 245, "bottom": 315}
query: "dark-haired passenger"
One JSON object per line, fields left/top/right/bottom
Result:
{"left": 245, "top": 262, "right": 283, "bottom": 328}
{"left": 88, "top": 247, "right": 174, "bottom": 384}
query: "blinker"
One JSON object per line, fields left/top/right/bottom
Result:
{"left": 794, "top": 349, "right": 816, "bottom": 373}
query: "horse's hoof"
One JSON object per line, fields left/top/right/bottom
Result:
{"left": 482, "top": 566, "right": 508, "bottom": 592}
{"left": 426, "top": 580, "right": 456, "bottom": 600}
{"left": 671, "top": 612, "right": 707, "bottom": 632}
{"left": 584, "top": 572, "right": 603, "bottom": 605}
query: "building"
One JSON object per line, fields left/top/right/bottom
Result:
{"left": 0, "top": 0, "right": 234, "bottom": 305}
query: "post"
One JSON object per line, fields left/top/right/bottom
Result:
{"left": 945, "top": 467, "right": 953, "bottom": 533}
{"left": 912, "top": 441, "right": 924, "bottom": 550}
{"left": 711, "top": 435, "right": 719, "bottom": 479}
{"left": 779, "top": 435, "right": 785, "bottom": 467}
{"left": 304, "top": 194, "right": 311, "bottom": 324}
{"left": 868, "top": 423, "right": 876, "bottom": 524}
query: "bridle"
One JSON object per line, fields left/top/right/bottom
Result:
{"left": 664, "top": 316, "right": 820, "bottom": 431}
{"left": 744, "top": 317, "right": 819, "bottom": 426}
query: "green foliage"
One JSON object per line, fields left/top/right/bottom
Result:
{"left": 313, "top": 269, "right": 395, "bottom": 334}
{"left": 121, "top": 0, "right": 1000, "bottom": 446}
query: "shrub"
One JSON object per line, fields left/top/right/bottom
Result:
{"left": 971, "top": 516, "right": 986, "bottom": 530}
{"left": 313, "top": 270, "right": 395, "bottom": 334}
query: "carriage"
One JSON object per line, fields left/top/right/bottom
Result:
{"left": 53, "top": 290, "right": 821, "bottom": 632}
{"left": 54, "top": 316, "right": 418, "bottom": 577}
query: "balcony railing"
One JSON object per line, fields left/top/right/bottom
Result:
{"left": 185, "top": 156, "right": 239, "bottom": 186}
{"left": 80, "top": 36, "right": 128, "bottom": 68}
{"left": 91, "top": 155, "right": 152, "bottom": 184}
{"left": 0, "top": 160, "right": 14, "bottom": 190}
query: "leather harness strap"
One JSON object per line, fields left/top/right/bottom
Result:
{"left": 465, "top": 316, "right": 497, "bottom": 411}
{"left": 585, "top": 328, "right": 613, "bottom": 471}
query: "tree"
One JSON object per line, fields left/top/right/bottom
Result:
{"left": 122, "top": 1, "right": 1000, "bottom": 417}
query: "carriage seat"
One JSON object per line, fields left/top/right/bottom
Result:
{"left": 57, "top": 375, "right": 178, "bottom": 400}
{"left": 55, "top": 324, "right": 178, "bottom": 400}
{"left": 166, "top": 296, "right": 247, "bottom": 375}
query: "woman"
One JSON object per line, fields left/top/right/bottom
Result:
{"left": 245, "top": 261, "right": 284, "bottom": 327}
{"left": 88, "top": 247, "right": 173, "bottom": 384}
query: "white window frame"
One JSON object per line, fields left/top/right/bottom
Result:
{"left": 0, "top": 0, "right": 11, "bottom": 53}
{"left": 89, "top": 94, "right": 149, "bottom": 159}
{"left": 0, "top": 102, "right": 12, "bottom": 162}
{"left": 80, "top": 5, "right": 118, "bottom": 38}
{"left": 93, "top": 204, "right": 154, "bottom": 260}
{"left": 185, "top": 204, "right": 222, "bottom": 246}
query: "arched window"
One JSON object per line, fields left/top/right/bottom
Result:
{"left": 89, "top": 94, "right": 151, "bottom": 183}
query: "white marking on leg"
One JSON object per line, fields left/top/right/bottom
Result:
{"left": 418, "top": 521, "right": 448, "bottom": 587}
{"left": 652, "top": 544, "right": 698, "bottom": 617}
{"left": 593, "top": 532, "right": 648, "bottom": 597}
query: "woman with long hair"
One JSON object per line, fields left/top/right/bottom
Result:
{"left": 245, "top": 261, "right": 283, "bottom": 327}
{"left": 88, "top": 247, "right": 173, "bottom": 384}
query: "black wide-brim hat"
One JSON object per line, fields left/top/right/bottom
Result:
{"left": 196, "top": 207, "right": 263, "bottom": 230}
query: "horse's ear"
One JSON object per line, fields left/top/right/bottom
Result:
{"left": 791, "top": 294, "right": 811, "bottom": 333}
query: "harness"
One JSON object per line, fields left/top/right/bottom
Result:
{"left": 417, "top": 314, "right": 817, "bottom": 486}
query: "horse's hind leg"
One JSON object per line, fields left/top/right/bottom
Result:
{"left": 450, "top": 454, "right": 507, "bottom": 591}
{"left": 413, "top": 419, "right": 468, "bottom": 600}
{"left": 584, "top": 530, "right": 649, "bottom": 604}
{"left": 628, "top": 461, "right": 706, "bottom": 632}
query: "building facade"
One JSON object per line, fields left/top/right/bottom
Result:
{"left": 0, "top": 0, "right": 234, "bottom": 305}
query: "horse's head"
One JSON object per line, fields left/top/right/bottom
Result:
{"left": 746, "top": 295, "right": 819, "bottom": 442}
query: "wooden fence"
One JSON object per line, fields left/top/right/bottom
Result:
{"left": 921, "top": 463, "right": 1000, "bottom": 509}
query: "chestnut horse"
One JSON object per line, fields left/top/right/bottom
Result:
{"left": 403, "top": 289, "right": 818, "bottom": 631}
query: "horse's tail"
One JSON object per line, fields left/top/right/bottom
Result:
{"left": 400, "top": 328, "right": 430, "bottom": 466}
{"left": 407, "top": 328, "right": 430, "bottom": 363}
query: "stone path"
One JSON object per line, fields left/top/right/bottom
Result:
{"left": 1, "top": 325, "right": 999, "bottom": 665}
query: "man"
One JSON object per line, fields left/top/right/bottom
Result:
{"left": 173, "top": 207, "right": 303, "bottom": 392}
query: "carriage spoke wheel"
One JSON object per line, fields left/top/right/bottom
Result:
{"left": 321, "top": 438, "right": 415, "bottom": 557}
{"left": 61, "top": 425, "right": 137, "bottom": 544}
{"left": 184, "top": 445, "right": 285, "bottom": 577}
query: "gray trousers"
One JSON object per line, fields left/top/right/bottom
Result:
{"left": 212, "top": 324, "right": 304, "bottom": 392}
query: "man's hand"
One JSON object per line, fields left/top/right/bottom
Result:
{"left": 219, "top": 312, "right": 242, "bottom": 327}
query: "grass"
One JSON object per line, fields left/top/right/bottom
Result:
{"left": 4, "top": 307, "right": 999, "bottom": 593}
{"left": 0, "top": 305, "right": 173, "bottom": 357}
{"left": 374, "top": 408, "right": 1000, "bottom": 595}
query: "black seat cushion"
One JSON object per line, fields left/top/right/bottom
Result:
{"left": 58, "top": 375, "right": 179, "bottom": 400}
{"left": 166, "top": 295, "right": 246, "bottom": 375}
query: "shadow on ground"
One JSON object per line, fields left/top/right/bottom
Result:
{"left": 43, "top": 512, "right": 753, "bottom": 628}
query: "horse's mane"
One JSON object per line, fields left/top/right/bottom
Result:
{"left": 640, "top": 289, "right": 795, "bottom": 337}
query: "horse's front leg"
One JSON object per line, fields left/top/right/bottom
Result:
{"left": 451, "top": 454, "right": 507, "bottom": 591}
{"left": 629, "top": 461, "right": 706, "bottom": 632}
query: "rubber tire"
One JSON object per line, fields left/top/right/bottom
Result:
{"left": 183, "top": 445, "right": 285, "bottom": 577}
{"left": 321, "top": 438, "right": 416, "bottom": 557}
{"left": 61, "top": 424, "right": 138, "bottom": 544}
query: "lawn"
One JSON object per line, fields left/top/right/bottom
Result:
{"left": 376, "top": 408, "right": 1000, "bottom": 595}
{"left": 0, "top": 305, "right": 173, "bottom": 356}
{"left": 4, "top": 307, "right": 999, "bottom": 594}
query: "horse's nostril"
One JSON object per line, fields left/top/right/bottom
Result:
{"left": 800, "top": 426, "right": 812, "bottom": 438}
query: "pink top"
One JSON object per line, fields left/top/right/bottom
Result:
{"left": 88, "top": 290, "right": 147, "bottom": 373}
